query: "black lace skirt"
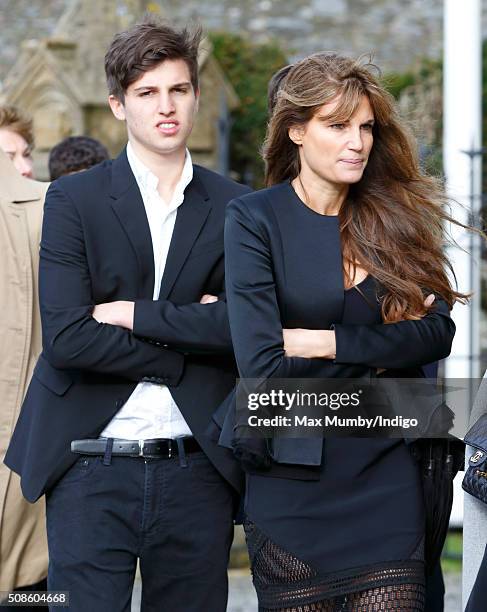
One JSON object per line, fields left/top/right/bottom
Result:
{"left": 242, "top": 437, "right": 426, "bottom": 611}
{"left": 244, "top": 520, "right": 425, "bottom": 612}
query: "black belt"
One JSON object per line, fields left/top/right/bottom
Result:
{"left": 70, "top": 437, "right": 201, "bottom": 459}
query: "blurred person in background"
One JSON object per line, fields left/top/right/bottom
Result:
{"left": 48, "top": 135, "right": 109, "bottom": 180}
{"left": 0, "top": 106, "right": 35, "bottom": 179}
{"left": 0, "top": 146, "right": 48, "bottom": 609}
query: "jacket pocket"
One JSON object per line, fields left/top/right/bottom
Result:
{"left": 33, "top": 354, "right": 73, "bottom": 396}
{"left": 271, "top": 437, "right": 323, "bottom": 466}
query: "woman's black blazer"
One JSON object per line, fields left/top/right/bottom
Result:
{"left": 218, "top": 182, "right": 456, "bottom": 474}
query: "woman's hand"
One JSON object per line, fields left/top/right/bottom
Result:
{"left": 283, "top": 329, "right": 336, "bottom": 359}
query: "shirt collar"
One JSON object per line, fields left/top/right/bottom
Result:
{"left": 126, "top": 141, "right": 193, "bottom": 207}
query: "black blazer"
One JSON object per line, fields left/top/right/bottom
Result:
{"left": 218, "top": 182, "right": 456, "bottom": 475}
{"left": 5, "top": 149, "right": 250, "bottom": 502}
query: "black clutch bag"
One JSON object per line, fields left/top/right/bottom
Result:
{"left": 462, "top": 414, "right": 487, "bottom": 504}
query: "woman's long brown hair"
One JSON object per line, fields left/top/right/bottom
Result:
{"left": 263, "top": 53, "right": 470, "bottom": 322}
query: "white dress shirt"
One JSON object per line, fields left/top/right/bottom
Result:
{"left": 100, "top": 142, "right": 193, "bottom": 440}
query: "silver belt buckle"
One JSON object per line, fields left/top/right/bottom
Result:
{"left": 138, "top": 439, "right": 145, "bottom": 457}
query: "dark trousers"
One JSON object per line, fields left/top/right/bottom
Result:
{"left": 46, "top": 451, "right": 235, "bottom": 612}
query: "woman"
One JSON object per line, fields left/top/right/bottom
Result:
{"left": 223, "top": 53, "right": 466, "bottom": 611}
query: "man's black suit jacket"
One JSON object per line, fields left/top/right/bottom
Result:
{"left": 5, "top": 149, "right": 250, "bottom": 502}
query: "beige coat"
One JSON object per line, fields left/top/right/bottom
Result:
{"left": 0, "top": 150, "right": 48, "bottom": 590}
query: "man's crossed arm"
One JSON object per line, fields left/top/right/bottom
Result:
{"left": 91, "top": 293, "right": 229, "bottom": 355}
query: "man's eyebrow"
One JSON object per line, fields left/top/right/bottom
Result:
{"left": 133, "top": 85, "right": 158, "bottom": 92}
{"left": 169, "top": 81, "right": 192, "bottom": 88}
{"left": 133, "top": 81, "right": 192, "bottom": 91}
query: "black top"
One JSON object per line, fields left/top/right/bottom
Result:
{"left": 244, "top": 274, "right": 424, "bottom": 573}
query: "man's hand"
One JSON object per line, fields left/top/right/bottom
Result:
{"left": 92, "top": 301, "right": 134, "bottom": 330}
{"left": 92, "top": 294, "right": 217, "bottom": 331}
{"left": 200, "top": 294, "right": 218, "bottom": 304}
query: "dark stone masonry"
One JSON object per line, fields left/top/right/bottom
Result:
{"left": 2, "top": 0, "right": 487, "bottom": 85}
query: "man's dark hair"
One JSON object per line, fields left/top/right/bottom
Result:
{"left": 104, "top": 18, "right": 202, "bottom": 102}
{"left": 48, "top": 136, "right": 110, "bottom": 180}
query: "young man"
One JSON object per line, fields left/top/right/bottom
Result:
{"left": 5, "top": 19, "right": 249, "bottom": 612}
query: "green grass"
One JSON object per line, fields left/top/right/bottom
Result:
{"left": 441, "top": 530, "right": 462, "bottom": 573}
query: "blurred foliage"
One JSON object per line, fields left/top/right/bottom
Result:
{"left": 210, "top": 31, "right": 288, "bottom": 187}
{"left": 382, "top": 71, "right": 416, "bottom": 100}
{"left": 383, "top": 58, "right": 442, "bottom": 101}
{"left": 383, "top": 58, "right": 444, "bottom": 178}
{"left": 384, "top": 45, "right": 487, "bottom": 200}
{"left": 422, "top": 147, "right": 444, "bottom": 177}
{"left": 440, "top": 530, "right": 462, "bottom": 574}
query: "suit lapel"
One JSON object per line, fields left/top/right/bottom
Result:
{"left": 109, "top": 149, "right": 155, "bottom": 298}
{"left": 158, "top": 170, "right": 211, "bottom": 300}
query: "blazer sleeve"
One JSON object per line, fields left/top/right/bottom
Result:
{"left": 333, "top": 298, "right": 455, "bottom": 369}
{"left": 225, "top": 197, "right": 329, "bottom": 379}
{"left": 133, "top": 291, "right": 233, "bottom": 355}
{"left": 39, "top": 182, "right": 184, "bottom": 384}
